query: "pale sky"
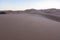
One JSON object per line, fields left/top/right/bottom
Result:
{"left": 0, "top": 0, "right": 60, "bottom": 10}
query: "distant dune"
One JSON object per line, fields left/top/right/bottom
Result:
{"left": 1, "top": 8, "right": 60, "bottom": 22}
{"left": 0, "top": 8, "right": 60, "bottom": 40}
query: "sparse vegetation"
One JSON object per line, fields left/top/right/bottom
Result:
{"left": 0, "top": 11, "right": 6, "bottom": 14}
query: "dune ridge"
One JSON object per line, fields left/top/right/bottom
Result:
{"left": 0, "top": 8, "right": 60, "bottom": 40}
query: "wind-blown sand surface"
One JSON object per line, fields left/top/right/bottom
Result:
{"left": 0, "top": 14, "right": 60, "bottom": 40}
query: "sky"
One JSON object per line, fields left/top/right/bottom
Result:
{"left": 0, "top": 0, "right": 60, "bottom": 10}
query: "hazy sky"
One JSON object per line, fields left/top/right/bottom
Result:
{"left": 0, "top": 0, "right": 60, "bottom": 10}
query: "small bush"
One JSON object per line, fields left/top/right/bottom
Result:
{"left": 0, "top": 11, "right": 6, "bottom": 14}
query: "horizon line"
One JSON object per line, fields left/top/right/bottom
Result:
{"left": 0, "top": 8, "right": 60, "bottom": 11}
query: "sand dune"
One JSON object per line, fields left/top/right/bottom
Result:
{"left": 3, "top": 8, "right": 60, "bottom": 22}
{"left": 0, "top": 14, "right": 60, "bottom": 40}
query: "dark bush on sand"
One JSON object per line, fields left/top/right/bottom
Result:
{"left": 0, "top": 11, "right": 6, "bottom": 14}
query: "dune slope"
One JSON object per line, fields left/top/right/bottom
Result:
{"left": 0, "top": 14, "right": 60, "bottom": 40}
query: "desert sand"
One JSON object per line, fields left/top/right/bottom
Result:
{"left": 0, "top": 14, "right": 60, "bottom": 40}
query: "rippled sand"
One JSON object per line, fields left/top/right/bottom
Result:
{"left": 0, "top": 14, "right": 60, "bottom": 40}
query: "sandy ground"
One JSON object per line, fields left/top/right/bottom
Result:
{"left": 0, "top": 14, "right": 60, "bottom": 40}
